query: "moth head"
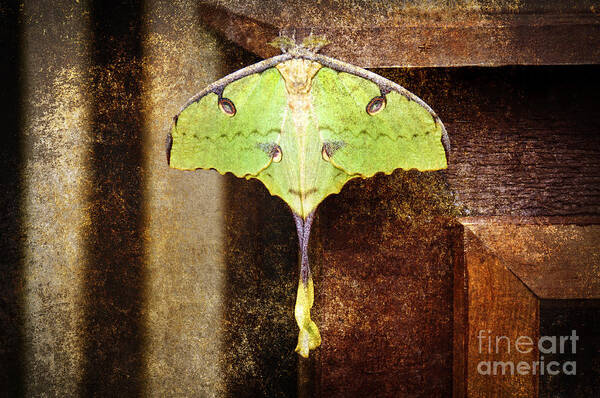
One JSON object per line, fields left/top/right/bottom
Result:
{"left": 269, "top": 33, "right": 329, "bottom": 56}
{"left": 269, "top": 35, "right": 296, "bottom": 53}
{"left": 276, "top": 60, "right": 322, "bottom": 95}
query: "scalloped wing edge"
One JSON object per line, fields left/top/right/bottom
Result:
{"left": 328, "top": 157, "right": 448, "bottom": 179}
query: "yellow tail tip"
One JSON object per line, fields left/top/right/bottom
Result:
{"left": 294, "top": 275, "right": 321, "bottom": 358}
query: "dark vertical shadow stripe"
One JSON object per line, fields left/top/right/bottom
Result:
{"left": 0, "top": 2, "right": 25, "bottom": 396}
{"left": 83, "top": 1, "right": 145, "bottom": 396}
{"left": 223, "top": 174, "right": 299, "bottom": 397}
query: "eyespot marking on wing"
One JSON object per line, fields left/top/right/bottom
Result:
{"left": 166, "top": 133, "right": 173, "bottom": 165}
{"left": 271, "top": 144, "right": 282, "bottom": 162}
{"left": 218, "top": 97, "right": 236, "bottom": 116}
{"left": 322, "top": 141, "right": 345, "bottom": 161}
{"left": 321, "top": 145, "right": 330, "bottom": 161}
{"left": 257, "top": 143, "right": 283, "bottom": 162}
{"left": 366, "top": 96, "right": 386, "bottom": 115}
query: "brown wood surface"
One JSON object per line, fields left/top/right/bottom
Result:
{"left": 453, "top": 224, "right": 468, "bottom": 398}
{"left": 539, "top": 300, "right": 600, "bottom": 397}
{"left": 306, "top": 63, "right": 600, "bottom": 397}
{"left": 316, "top": 218, "right": 456, "bottom": 397}
{"left": 461, "top": 226, "right": 540, "bottom": 398}
{"left": 2, "top": 1, "right": 599, "bottom": 397}
{"left": 462, "top": 219, "right": 600, "bottom": 299}
{"left": 196, "top": 11, "right": 600, "bottom": 219}
{"left": 313, "top": 169, "right": 459, "bottom": 397}
{"left": 197, "top": 2, "right": 600, "bottom": 67}
{"left": 387, "top": 66, "right": 600, "bottom": 218}
{"left": 456, "top": 217, "right": 600, "bottom": 397}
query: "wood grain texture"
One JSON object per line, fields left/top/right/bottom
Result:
{"left": 462, "top": 226, "right": 540, "bottom": 398}
{"left": 456, "top": 217, "right": 600, "bottom": 397}
{"left": 453, "top": 224, "right": 468, "bottom": 398}
{"left": 313, "top": 169, "right": 459, "bottom": 397}
{"left": 368, "top": 66, "right": 600, "bottom": 218}
{"left": 539, "top": 300, "right": 600, "bottom": 398}
{"left": 317, "top": 220, "right": 455, "bottom": 397}
{"left": 197, "top": 2, "right": 600, "bottom": 67}
{"left": 462, "top": 220, "right": 600, "bottom": 299}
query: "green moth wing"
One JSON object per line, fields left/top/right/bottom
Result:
{"left": 246, "top": 77, "right": 355, "bottom": 219}
{"left": 168, "top": 55, "right": 449, "bottom": 218}
{"left": 169, "top": 67, "right": 287, "bottom": 178}
{"left": 168, "top": 42, "right": 451, "bottom": 359}
{"left": 312, "top": 67, "right": 447, "bottom": 177}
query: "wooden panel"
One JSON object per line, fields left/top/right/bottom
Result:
{"left": 317, "top": 219, "right": 455, "bottom": 397}
{"left": 382, "top": 66, "right": 600, "bottom": 218}
{"left": 453, "top": 225, "right": 468, "bottom": 398}
{"left": 461, "top": 227, "right": 540, "bottom": 398}
{"left": 197, "top": 2, "right": 600, "bottom": 67}
{"left": 313, "top": 170, "right": 459, "bottom": 397}
{"left": 462, "top": 219, "right": 600, "bottom": 299}
{"left": 455, "top": 217, "right": 600, "bottom": 397}
{"left": 539, "top": 300, "right": 600, "bottom": 397}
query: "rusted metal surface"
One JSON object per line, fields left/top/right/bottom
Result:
{"left": 197, "top": 1, "right": 600, "bottom": 67}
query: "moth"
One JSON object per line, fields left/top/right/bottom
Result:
{"left": 167, "top": 35, "right": 449, "bottom": 358}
